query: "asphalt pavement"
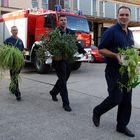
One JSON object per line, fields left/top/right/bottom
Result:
{"left": 0, "top": 63, "right": 140, "bottom": 140}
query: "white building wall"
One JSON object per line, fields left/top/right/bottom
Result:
{"left": 9, "top": 0, "right": 32, "bottom": 9}
{"left": 0, "top": 22, "right": 4, "bottom": 44}
{"left": 0, "top": 17, "right": 28, "bottom": 48}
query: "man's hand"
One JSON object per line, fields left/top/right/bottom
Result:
{"left": 116, "top": 54, "right": 123, "bottom": 65}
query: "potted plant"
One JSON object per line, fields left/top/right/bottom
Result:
{"left": 38, "top": 29, "right": 78, "bottom": 62}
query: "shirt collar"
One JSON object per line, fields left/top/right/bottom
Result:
{"left": 115, "top": 23, "right": 129, "bottom": 33}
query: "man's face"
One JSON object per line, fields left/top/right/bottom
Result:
{"left": 11, "top": 27, "right": 18, "bottom": 37}
{"left": 117, "top": 8, "right": 131, "bottom": 26}
{"left": 58, "top": 16, "right": 67, "bottom": 29}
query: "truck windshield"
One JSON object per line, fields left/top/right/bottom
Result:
{"left": 66, "top": 16, "right": 90, "bottom": 33}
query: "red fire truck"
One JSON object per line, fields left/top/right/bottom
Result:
{"left": 0, "top": 8, "right": 92, "bottom": 73}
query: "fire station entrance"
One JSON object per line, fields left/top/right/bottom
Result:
{"left": 87, "top": 16, "right": 140, "bottom": 47}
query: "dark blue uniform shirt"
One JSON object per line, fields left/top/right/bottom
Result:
{"left": 99, "top": 23, "right": 134, "bottom": 68}
{"left": 4, "top": 36, "right": 24, "bottom": 51}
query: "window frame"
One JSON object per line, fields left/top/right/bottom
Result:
{"left": 1, "top": 0, "right": 9, "bottom": 7}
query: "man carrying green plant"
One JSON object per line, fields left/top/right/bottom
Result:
{"left": 49, "top": 14, "right": 86, "bottom": 112}
{"left": 4, "top": 26, "right": 24, "bottom": 101}
{"left": 92, "top": 6, "right": 135, "bottom": 137}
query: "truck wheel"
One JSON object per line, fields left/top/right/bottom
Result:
{"left": 71, "top": 62, "right": 81, "bottom": 70}
{"left": 34, "top": 54, "right": 50, "bottom": 74}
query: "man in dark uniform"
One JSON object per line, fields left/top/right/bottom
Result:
{"left": 4, "top": 26, "right": 24, "bottom": 101}
{"left": 50, "top": 15, "right": 86, "bottom": 112}
{"left": 92, "top": 6, "right": 135, "bottom": 137}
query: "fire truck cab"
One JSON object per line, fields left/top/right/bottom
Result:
{"left": 0, "top": 8, "right": 92, "bottom": 74}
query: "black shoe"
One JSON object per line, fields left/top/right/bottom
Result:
{"left": 116, "top": 127, "right": 135, "bottom": 137}
{"left": 92, "top": 111, "right": 100, "bottom": 127}
{"left": 63, "top": 105, "right": 72, "bottom": 112}
{"left": 50, "top": 91, "right": 58, "bottom": 101}
{"left": 15, "top": 91, "right": 21, "bottom": 101}
{"left": 16, "top": 96, "right": 21, "bottom": 101}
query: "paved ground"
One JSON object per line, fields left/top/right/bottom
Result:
{"left": 0, "top": 63, "right": 140, "bottom": 140}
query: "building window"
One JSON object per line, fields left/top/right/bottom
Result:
{"left": 99, "top": 1, "right": 104, "bottom": 17}
{"left": 32, "top": 0, "right": 38, "bottom": 8}
{"left": 64, "top": 0, "right": 70, "bottom": 10}
{"left": 92, "top": 0, "right": 97, "bottom": 16}
{"left": 1, "top": 0, "right": 9, "bottom": 7}
{"left": 73, "top": 0, "right": 78, "bottom": 11}
{"left": 129, "top": 6, "right": 136, "bottom": 21}
{"left": 42, "top": 0, "right": 48, "bottom": 9}
{"left": 115, "top": 3, "right": 120, "bottom": 18}
{"left": 105, "top": 2, "right": 115, "bottom": 18}
{"left": 137, "top": 8, "right": 140, "bottom": 21}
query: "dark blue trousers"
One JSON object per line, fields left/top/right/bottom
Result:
{"left": 94, "top": 65, "right": 132, "bottom": 129}
{"left": 51, "top": 60, "right": 71, "bottom": 106}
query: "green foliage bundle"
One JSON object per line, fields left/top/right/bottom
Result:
{"left": 0, "top": 44, "right": 25, "bottom": 92}
{"left": 40, "top": 29, "right": 78, "bottom": 62}
{"left": 9, "top": 74, "right": 19, "bottom": 93}
{"left": 0, "top": 44, "right": 25, "bottom": 71}
{"left": 119, "top": 47, "right": 140, "bottom": 90}
{"left": 37, "top": 47, "right": 46, "bottom": 63}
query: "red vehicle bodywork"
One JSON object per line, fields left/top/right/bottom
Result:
{"left": 0, "top": 9, "right": 91, "bottom": 51}
{"left": 0, "top": 9, "right": 92, "bottom": 73}
{"left": 90, "top": 45, "right": 104, "bottom": 62}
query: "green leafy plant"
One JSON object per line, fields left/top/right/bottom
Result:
{"left": 0, "top": 44, "right": 25, "bottom": 92}
{"left": 39, "top": 29, "right": 78, "bottom": 62}
{"left": 9, "top": 74, "right": 20, "bottom": 93}
{"left": 118, "top": 47, "right": 140, "bottom": 90}
{"left": 0, "top": 44, "right": 25, "bottom": 71}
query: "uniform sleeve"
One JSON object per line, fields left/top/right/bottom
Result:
{"left": 129, "top": 30, "right": 134, "bottom": 46}
{"left": 21, "top": 40, "right": 24, "bottom": 51}
{"left": 4, "top": 38, "right": 13, "bottom": 46}
{"left": 18, "top": 39, "right": 24, "bottom": 51}
{"left": 4, "top": 38, "right": 8, "bottom": 44}
{"left": 99, "top": 29, "right": 114, "bottom": 50}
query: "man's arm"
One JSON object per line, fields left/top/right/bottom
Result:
{"left": 3, "top": 38, "right": 13, "bottom": 46}
{"left": 18, "top": 39, "right": 24, "bottom": 51}
{"left": 99, "top": 48, "right": 122, "bottom": 64}
{"left": 3, "top": 38, "right": 8, "bottom": 44}
{"left": 98, "top": 27, "right": 122, "bottom": 65}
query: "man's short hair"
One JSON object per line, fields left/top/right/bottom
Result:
{"left": 58, "top": 14, "right": 66, "bottom": 20}
{"left": 117, "top": 6, "right": 131, "bottom": 15}
{"left": 11, "top": 26, "right": 18, "bottom": 31}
